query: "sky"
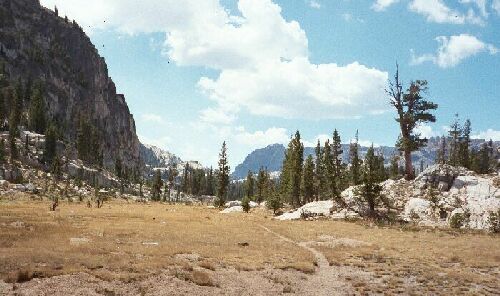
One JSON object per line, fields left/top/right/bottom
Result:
{"left": 39, "top": 0, "right": 500, "bottom": 169}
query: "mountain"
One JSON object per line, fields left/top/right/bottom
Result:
{"left": 140, "top": 143, "right": 204, "bottom": 177}
{"left": 232, "top": 137, "right": 498, "bottom": 180}
{"left": 0, "top": 0, "right": 140, "bottom": 169}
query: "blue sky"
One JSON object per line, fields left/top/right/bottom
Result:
{"left": 41, "top": 0, "right": 500, "bottom": 168}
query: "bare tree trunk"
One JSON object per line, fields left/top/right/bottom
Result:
{"left": 404, "top": 150, "right": 414, "bottom": 180}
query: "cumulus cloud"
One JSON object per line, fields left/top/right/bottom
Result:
{"left": 41, "top": 0, "right": 388, "bottom": 121}
{"left": 472, "top": 129, "right": 500, "bottom": 141}
{"left": 408, "top": 0, "right": 485, "bottom": 25}
{"left": 199, "top": 58, "right": 388, "bottom": 119}
{"left": 372, "top": 0, "right": 400, "bottom": 11}
{"left": 414, "top": 123, "right": 437, "bottom": 139}
{"left": 411, "top": 34, "right": 498, "bottom": 68}
{"left": 234, "top": 127, "right": 290, "bottom": 148}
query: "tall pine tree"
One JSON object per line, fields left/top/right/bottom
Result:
{"left": 301, "top": 155, "right": 315, "bottom": 204}
{"left": 216, "top": 141, "right": 230, "bottom": 208}
{"left": 28, "top": 82, "right": 46, "bottom": 134}
{"left": 349, "top": 130, "right": 361, "bottom": 185}
{"left": 387, "top": 65, "right": 438, "bottom": 180}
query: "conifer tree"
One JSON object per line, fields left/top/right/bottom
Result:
{"left": 301, "top": 155, "right": 315, "bottom": 204}
{"left": 216, "top": 141, "right": 230, "bottom": 208}
{"left": 448, "top": 114, "right": 461, "bottom": 166}
{"left": 245, "top": 170, "right": 255, "bottom": 199}
{"left": 356, "top": 145, "right": 384, "bottom": 217}
{"left": 151, "top": 170, "right": 163, "bottom": 201}
{"left": 389, "top": 154, "right": 399, "bottom": 179}
{"left": 331, "top": 129, "right": 344, "bottom": 200}
{"left": 458, "top": 119, "right": 471, "bottom": 168}
{"left": 314, "top": 140, "right": 324, "bottom": 200}
{"left": 436, "top": 136, "right": 447, "bottom": 165}
{"left": 387, "top": 66, "right": 438, "bottom": 180}
{"left": 322, "top": 139, "right": 333, "bottom": 200}
{"left": 44, "top": 124, "right": 57, "bottom": 165}
{"left": 0, "top": 139, "right": 5, "bottom": 163}
{"left": 349, "top": 130, "right": 361, "bottom": 185}
{"left": 280, "top": 131, "right": 304, "bottom": 207}
{"left": 206, "top": 166, "right": 214, "bottom": 196}
{"left": 0, "top": 89, "right": 5, "bottom": 129}
{"left": 28, "top": 83, "right": 46, "bottom": 134}
{"left": 256, "top": 167, "right": 268, "bottom": 203}
{"left": 182, "top": 163, "right": 190, "bottom": 194}
{"left": 242, "top": 196, "right": 251, "bottom": 213}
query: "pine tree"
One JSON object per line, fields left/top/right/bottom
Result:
{"left": 216, "top": 141, "right": 230, "bottom": 208}
{"left": 331, "top": 129, "right": 344, "bottom": 200}
{"left": 28, "top": 83, "right": 46, "bottom": 134}
{"left": 301, "top": 155, "right": 315, "bottom": 204}
{"left": 349, "top": 130, "right": 361, "bottom": 185}
{"left": 280, "top": 131, "right": 304, "bottom": 207}
{"left": 0, "top": 89, "right": 5, "bottom": 129}
{"left": 387, "top": 66, "right": 438, "bottom": 180}
{"left": 472, "top": 143, "right": 491, "bottom": 174}
{"left": 322, "top": 139, "right": 333, "bottom": 200}
{"left": 0, "top": 139, "right": 5, "bottom": 163}
{"left": 44, "top": 124, "right": 57, "bottom": 165}
{"left": 242, "top": 196, "right": 251, "bottom": 213}
{"left": 458, "top": 119, "right": 471, "bottom": 168}
{"left": 356, "top": 145, "right": 385, "bottom": 217}
{"left": 389, "top": 154, "right": 399, "bottom": 179}
{"left": 436, "top": 136, "right": 447, "bottom": 165}
{"left": 256, "top": 167, "right": 268, "bottom": 203}
{"left": 314, "top": 140, "right": 324, "bottom": 200}
{"left": 182, "top": 163, "right": 190, "bottom": 194}
{"left": 448, "top": 114, "right": 461, "bottom": 166}
{"left": 151, "top": 170, "right": 163, "bottom": 201}
{"left": 206, "top": 166, "right": 214, "bottom": 196}
{"left": 245, "top": 170, "right": 255, "bottom": 199}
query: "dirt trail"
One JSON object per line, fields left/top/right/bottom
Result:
{"left": 259, "top": 225, "right": 366, "bottom": 295}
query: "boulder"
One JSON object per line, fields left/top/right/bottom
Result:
{"left": 404, "top": 198, "right": 431, "bottom": 221}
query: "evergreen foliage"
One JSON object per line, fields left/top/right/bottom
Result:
{"left": 216, "top": 141, "right": 230, "bottom": 208}
{"left": 151, "top": 170, "right": 163, "bottom": 201}
{"left": 301, "top": 155, "right": 315, "bottom": 204}
{"left": 0, "top": 138, "right": 5, "bottom": 163}
{"left": 28, "top": 82, "right": 46, "bottom": 134}
{"left": 242, "top": 196, "right": 251, "bottom": 213}
{"left": 314, "top": 140, "right": 324, "bottom": 200}
{"left": 280, "top": 131, "right": 304, "bottom": 207}
{"left": 349, "top": 130, "right": 361, "bottom": 185}
{"left": 256, "top": 167, "right": 268, "bottom": 203}
{"left": 387, "top": 66, "right": 438, "bottom": 180}
{"left": 44, "top": 123, "right": 57, "bottom": 165}
{"left": 245, "top": 170, "right": 255, "bottom": 199}
{"left": 356, "top": 146, "right": 385, "bottom": 217}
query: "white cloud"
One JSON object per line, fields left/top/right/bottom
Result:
{"left": 414, "top": 123, "right": 437, "bottom": 138}
{"left": 199, "top": 58, "right": 389, "bottom": 119}
{"left": 309, "top": 0, "right": 321, "bottom": 9}
{"left": 140, "top": 113, "right": 167, "bottom": 125}
{"left": 472, "top": 129, "right": 500, "bottom": 141}
{"left": 42, "top": 0, "right": 388, "bottom": 121}
{"left": 411, "top": 34, "right": 498, "bottom": 68}
{"left": 234, "top": 127, "right": 290, "bottom": 148}
{"left": 372, "top": 0, "right": 399, "bottom": 11}
{"left": 460, "top": 0, "right": 488, "bottom": 17}
{"left": 408, "top": 0, "right": 485, "bottom": 25}
{"left": 199, "top": 108, "right": 237, "bottom": 124}
{"left": 493, "top": 0, "right": 500, "bottom": 15}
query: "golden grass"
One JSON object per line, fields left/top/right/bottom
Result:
{"left": 0, "top": 197, "right": 498, "bottom": 294}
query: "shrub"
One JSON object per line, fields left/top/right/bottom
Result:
{"left": 488, "top": 209, "right": 500, "bottom": 233}
{"left": 266, "top": 193, "right": 283, "bottom": 216}
{"left": 449, "top": 210, "right": 470, "bottom": 229}
{"left": 241, "top": 196, "right": 251, "bottom": 213}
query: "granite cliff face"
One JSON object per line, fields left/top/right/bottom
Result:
{"left": 0, "top": 0, "right": 140, "bottom": 169}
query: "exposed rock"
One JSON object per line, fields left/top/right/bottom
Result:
{"left": 220, "top": 206, "right": 243, "bottom": 213}
{"left": 0, "top": 0, "right": 140, "bottom": 169}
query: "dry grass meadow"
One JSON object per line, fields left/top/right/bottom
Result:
{"left": 0, "top": 195, "right": 499, "bottom": 295}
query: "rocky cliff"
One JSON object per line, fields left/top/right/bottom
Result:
{"left": 0, "top": 0, "right": 140, "bottom": 169}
